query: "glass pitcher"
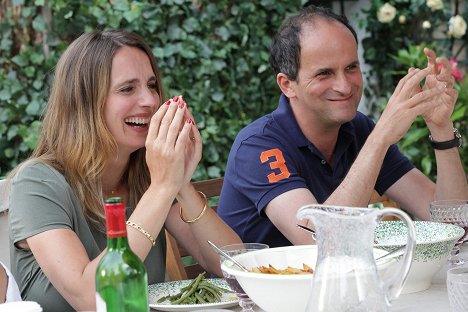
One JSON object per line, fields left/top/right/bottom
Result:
{"left": 297, "top": 204, "right": 416, "bottom": 312}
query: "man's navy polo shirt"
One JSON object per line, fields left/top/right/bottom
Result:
{"left": 217, "top": 94, "right": 414, "bottom": 247}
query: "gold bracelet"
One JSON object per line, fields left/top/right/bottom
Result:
{"left": 179, "top": 191, "right": 208, "bottom": 223}
{"left": 126, "top": 221, "right": 156, "bottom": 246}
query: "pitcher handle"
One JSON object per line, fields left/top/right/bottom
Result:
{"left": 376, "top": 208, "right": 416, "bottom": 304}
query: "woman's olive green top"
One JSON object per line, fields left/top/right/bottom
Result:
{"left": 9, "top": 161, "right": 166, "bottom": 312}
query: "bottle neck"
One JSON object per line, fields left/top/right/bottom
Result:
{"left": 104, "top": 202, "right": 129, "bottom": 249}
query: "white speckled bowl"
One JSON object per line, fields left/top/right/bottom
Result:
{"left": 375, "top": 221, "right": 464, "bottom": 294}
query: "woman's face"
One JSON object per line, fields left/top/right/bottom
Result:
{"left": 105, "top": 46, "right": 160, "bottom": 155}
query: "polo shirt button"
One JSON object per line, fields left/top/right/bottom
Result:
{"left": 321, "top": 160, "right": 326, "bottom": 165}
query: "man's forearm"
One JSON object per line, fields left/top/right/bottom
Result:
{"left": 325, "top": 132, "right": 390, "bottom": 206}
{"left": 433, "top": 147, "right": 468, "bottom": 200}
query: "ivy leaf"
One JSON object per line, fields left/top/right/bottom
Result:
{"left": 30, "top": 53, "right": 44, "bottom": 64}
{"left": 11, "top": 54, "right": 28, "bottom": 67}
{"left": 216, "top": 26, "right": 230, "bottom": 41}
{"left": 211, "top": 91, "right": 224, "bottom": 102}
{"left": 0, "top": 38, "right": 12, "bottom": 51}
{"left": 21, "top": 121, "right": 41, "bottom": 149}
{"left": 168, "top": 24, "right": 186, "bottom": 40}
{"left": 207, "top": 166, "right": 221, "bottom": 178}
{"left": 0, "top": 89, "right": 11, "bottom": 101}
{"left": 258, "top": 64, "right": 269, "bottom": 73}
{"left": 7, "top": 125, "right": 18, "bottom": 141}
{"left": 182, "top": 17, "right": 199, "bottom": 33}
{"left": 26, "top": 99, "right": 41, "bottom": 115}
{"left": 4, "top": 148, "right": 14, "bottom": 158}
{"left": 32, "top": 15, "right": 47, "bottom": 31}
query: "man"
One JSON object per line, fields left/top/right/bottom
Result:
{"left": 217, "top": 5, "right": 467, "bottom": 247}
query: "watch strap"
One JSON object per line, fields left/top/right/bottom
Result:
{"left": 429, "top": 128, "right": 462, "bottom": 150}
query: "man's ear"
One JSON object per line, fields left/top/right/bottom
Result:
{"left": 277, "top": 73, "right": 296, "bottom": 98}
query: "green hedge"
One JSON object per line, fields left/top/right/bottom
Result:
{"left": 1, "top": 1, "right": 466, "bottom": 181}
{"left": 0, "top": 0, "right": 305, "bottom": 178}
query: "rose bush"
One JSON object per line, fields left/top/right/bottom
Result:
{"left": 359, "top": 0, "right": 467, "bottom": 178}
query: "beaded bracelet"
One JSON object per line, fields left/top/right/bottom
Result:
{"left": 126, "top": 221, "right": 156, "bottom": 246}
{"left": 179, "top": 191, "right": 208, "bottom": 224}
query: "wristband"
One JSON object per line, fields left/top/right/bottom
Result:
{"left": 429, "top": 128, "right": 462, "bottom": 150}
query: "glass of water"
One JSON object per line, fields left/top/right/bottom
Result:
{"left": 447, "top": 266, "right": 468, "bottom": 312}
{"left": 219, "top": 243, "right": 269, "bottom": 312}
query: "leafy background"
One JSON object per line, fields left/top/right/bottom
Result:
{"left": 0, "top": 0, "right": 466, "bottom": 181}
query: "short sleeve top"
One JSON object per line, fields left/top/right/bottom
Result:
{"left": 218, "top": 94, "right": 414, "bottom": 247}
{"left": 8, "top": 161, "right": 166, "bottom": 312}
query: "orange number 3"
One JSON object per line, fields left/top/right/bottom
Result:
{"left": 260, "top": 148, "right": 291, "bottom": 183}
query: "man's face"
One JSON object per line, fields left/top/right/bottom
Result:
{"left": 288, "top": 19, "right": 363, "bottom": 128}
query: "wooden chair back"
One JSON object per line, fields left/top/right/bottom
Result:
{"left": 370, "top": 190, "right": 400, "bottom": 221}
{"left": 165, "top": 177, "right": 224, "bottom": 281}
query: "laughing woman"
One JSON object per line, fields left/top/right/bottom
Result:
{"left": 7, "top": 30, "right": 241, "bottom": 311}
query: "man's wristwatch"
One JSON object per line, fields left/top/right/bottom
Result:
{"left": 429, "top": 128, "right": 462, "bottom": 150}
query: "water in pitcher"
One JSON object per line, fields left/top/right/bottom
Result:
{"left": 297, "top": 204, "right": 416, "bottom": 312}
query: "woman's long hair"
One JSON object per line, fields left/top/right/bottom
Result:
{"left": 11, "top": 30, "right": 163, "bottom": 231}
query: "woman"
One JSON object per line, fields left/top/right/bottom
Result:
{"left": 7, "top": 30, "right": 241, "bottom": 311}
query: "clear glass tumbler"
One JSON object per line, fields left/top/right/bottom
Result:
{"left": 219, "top": 243, "right": 269, "bottom": 312}
{"left": 447, "top": 266, "right": 468, "bottom": 312}
{"left": 430, "top": 199, "right": 468, "bottom": 265}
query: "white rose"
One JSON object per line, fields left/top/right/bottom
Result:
{"left": 426, "top": 0, "right": 443, "bottom": 11}
{"left": 422, "top": 21, "right": 431, "bottom": 29}
{"left": 448, "top": 15, "right": 467, "bottom": 39}
{"left": 377, "top": 3, "right": 396, "bottom": 24}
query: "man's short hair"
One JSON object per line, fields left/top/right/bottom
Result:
{"left": 269, "top": 5, "right": 358, "bottom": 81}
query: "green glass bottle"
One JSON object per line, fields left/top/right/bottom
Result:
{"left": 96, "top": 197, "right": 149, "bottom": 312}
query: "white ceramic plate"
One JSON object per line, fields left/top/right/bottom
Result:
{"left": 148, "top": 278, "right": 238, "bottom": 311}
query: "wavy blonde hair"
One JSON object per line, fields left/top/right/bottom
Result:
{"left": 11, "top": 30, "right": 163, "bottom": 231}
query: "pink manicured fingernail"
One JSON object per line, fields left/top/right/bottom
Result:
{"left": 186, "top": 118, "right": 191, "bottom": 124}
{"left": 165, "top": 100, "right": 171, "bottom": 105}
{"left": 178, "top": 102, "right": 185, "bottom": 109}
{"left": 173, "top": 96, "right": 179, "bottom": 102}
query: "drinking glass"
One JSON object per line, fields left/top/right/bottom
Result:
{"left": 219, "top": 243, "right": 269, "bottom": 312}
{"left": 430, "top": 199, "right": 468, "bottom": 265}
{"left": 447, "top": 266, "right": 468, "bottom": 312}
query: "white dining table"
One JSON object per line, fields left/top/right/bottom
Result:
{"left": 227, "top": 243, "right": 468, "bottom": 312}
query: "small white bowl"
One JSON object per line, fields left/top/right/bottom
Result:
{"left": 375, "top": 221, "right": 464, "bottom": 294}
{"left": 221, "top": 245, "right": 395, "bottom": 312}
